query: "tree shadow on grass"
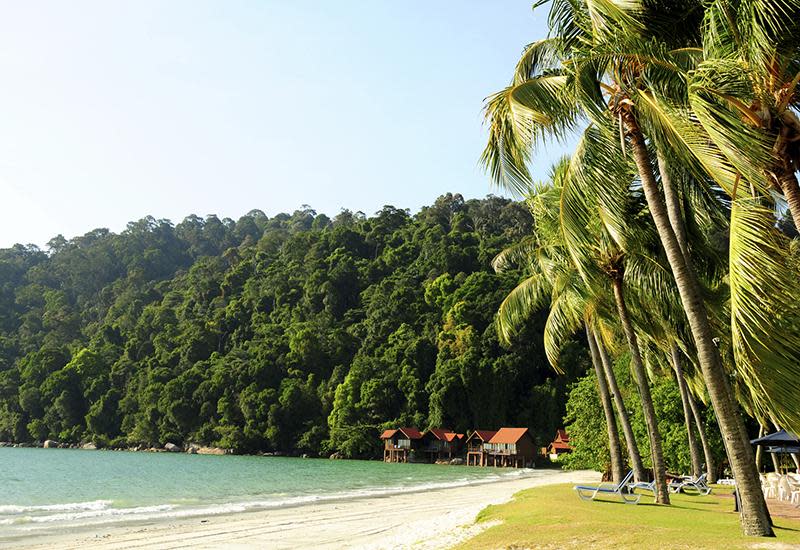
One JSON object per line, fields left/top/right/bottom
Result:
{"left": 773, "top": 525, "right": 800, "bottom": 534}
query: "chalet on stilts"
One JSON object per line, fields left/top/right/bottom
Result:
{"left": 380, "top": 427, "right": 423, "bottom": 463}
{"left": 465, "top": 430, "right": 497, "bottom": 466}
{"left": 420, "top": 428, "right": 465, "bottom": 462}
{"left": 485, "top": 427, "right": 537, "bottom": 468}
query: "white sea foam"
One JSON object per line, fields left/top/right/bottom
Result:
{"left": 1, "top": 468, "right": 538, "bottom": 533}
{"left": 0, "top": 500, "right": 112, "bottom": 515}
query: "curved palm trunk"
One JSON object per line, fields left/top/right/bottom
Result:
{"left": 657, "top": 152, "right": 690, "bottom": 259}
{"left": 611, "top": 278, "right": 670, "bottom": 504}
{"left": 657, "top": 148, "right": 720, "bottom": 483}
{"left": 687, "top": 390, "right": 718, "bottom": 483}
{"left": 777, "top": 169, "right": 800, "bottom": 234}
{"left": 586, "top": 325, "right": 625, "bottom": 484}
{"left": 595, "top": 330, "right": 647, "bottom": 482}
{"left": 670, "top": 344, "right": 703, "bottom": 478}
{"left": 626, "top": 116, "right": 772, "bottom": 535}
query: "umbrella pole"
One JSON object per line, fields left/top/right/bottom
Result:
{"left": 771, "top": 451, "right": 781, "bottom": 473}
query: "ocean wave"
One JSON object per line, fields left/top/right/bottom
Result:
{"left": 1, "top": 467, "right": 538, "bottom": 531}
{"left": 0, "top": 503, "right": 175, "bottom": 526}
{"left": 0, "top": 499, "right": 112, "bottom": 515}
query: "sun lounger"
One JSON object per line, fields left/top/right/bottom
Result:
{"left": 669, "top": 473, "right": 711, "bottom": 495}
{"left": 575, "top": 470, "right": 640, "bottom": 504}
{"left": 628, "top": 480, "right": 655, "bottom": 494}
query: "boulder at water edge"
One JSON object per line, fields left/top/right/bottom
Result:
{"left": 43, "top": 440, "right": 58, "bottom": 448}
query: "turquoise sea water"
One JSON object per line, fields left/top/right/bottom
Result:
{"left": 0, "top": 447, "right": 533, "bottom": 541}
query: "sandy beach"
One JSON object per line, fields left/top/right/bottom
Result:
{"left": 11, "top": 469, "right": 597, "bottom": 550}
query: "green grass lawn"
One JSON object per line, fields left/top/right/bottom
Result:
{"left": 458, "top": 483, "right": 800, "bottom": 549}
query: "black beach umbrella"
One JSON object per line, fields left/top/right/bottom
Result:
{"left": 765, "top": 445, "right": 800, "bottom": 454}
{"left": 750, "top": 429, "right": 800, "bottom": 447}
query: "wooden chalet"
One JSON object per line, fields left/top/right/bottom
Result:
{"left": 420, "top": 428, "right": 465, "bottom": 462}
{"left": 546, "top": 429, "right": 572, "bottom": 460}
{"left": 484, "top": 427, "right": 536, "bottom": 468}
{"left": 380, "top": 427, "right": 423, "bottom": 463}
{"left": 465, "top": 430, "right": 497, "bottom": 466}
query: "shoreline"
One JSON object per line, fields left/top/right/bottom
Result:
{"left": 8, "top": 469, "right": 599, "bottom": 549}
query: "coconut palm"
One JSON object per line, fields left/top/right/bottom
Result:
{"left": 688, "top": 0, "right": 800, "bottom": 228}
{"left": 593, "top": 326, "right": 647, "bottom": 482}
{"left": 495, "top": 159, "right": 672, "bottom": 502}
{"left": 586, "top": 324, "right": 626, "bottom": 483}
{"left": 481, "top": 0, "right": 776, "bottom": 534}
{"left": 493, "top": 182, "right": 625, "bottom": 483}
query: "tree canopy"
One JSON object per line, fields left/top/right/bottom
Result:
{"left": 0, "top": 195, "right": 586, "bottom": 456}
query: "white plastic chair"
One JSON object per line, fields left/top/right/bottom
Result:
{"left": 779, "top": 475, "right": 800, "bottom": 505}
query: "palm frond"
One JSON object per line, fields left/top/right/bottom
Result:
{"left": 496, "top": 274, "right": 552, "bottom": 345}
{"left": 729, "top": 198, "right": 800, "bottom": 431}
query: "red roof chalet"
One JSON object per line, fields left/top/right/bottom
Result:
{"left": 546, "top": 429, "right": 573, "bottom": 457}
{"left": 381, "top": 427, "right": 423, "bottom": 463}
{"left": 420, "top": 428, "right": 463, "bottom": 462}
{"left": 484, "top": 427, "right": 536, "bottom": 468}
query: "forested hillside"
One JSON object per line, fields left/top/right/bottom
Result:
{"left": 0, "top": 194, "right": 586, "bottom": 456}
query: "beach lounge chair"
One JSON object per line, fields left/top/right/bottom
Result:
{"left": 628, "top": 479, "right": 655, "bottom": 494}
{"left": 575, "top": 470, "right": 640, "bottom": 504}
{"left": 669, "top": 473, "right": 711, "bottom": 495}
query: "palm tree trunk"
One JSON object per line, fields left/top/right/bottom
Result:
{"left": 625, "top": 115, "right": 772, "bottom": 536}
{"left": 670, "top": 344, "right": 703, "bottom": 478}
{"left": 595, "top": 329, "right": 647, "bottom": 482}
{"left": 611, "top": 278, "right": 670, "bottom": 504}
{"left": 586, "top": 324, "right": 625, "bottom": 484}
{"left": 658, "top": 146, "right": 721, "bottom": 483}
{"left": 658, "top": 148, "right": 719, "bottom": 483}
{"left": 688, "top": 392, "right": 717, "bottom": 483}
{"left": 777, "top": 168, "right": 800, "bottom": 234}
{"left": 657, "top": 151, "right": 690, "bottom": 260}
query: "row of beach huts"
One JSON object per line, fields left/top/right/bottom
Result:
{"left": 380, "top": 427, "right": 572, "bottom": 468}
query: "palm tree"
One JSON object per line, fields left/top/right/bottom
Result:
{"left": 687, "top": 0, "right": 800, "bottom": 228}
{"left": 481, "top": 0, "right": 775, "bottom": 535}
{"left": 493, "top": 188, "right": 626, "bottom": 483}
{"left": 586, "top": 325, "right": 626, "bottom": 483}
{"left": 496, "top": 162, "right": 671, "bottom": 502}
{"left": 593, "top": 328, "right": 647, "bottom": 482}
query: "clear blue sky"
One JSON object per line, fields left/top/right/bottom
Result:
{"left": 0, "top": 1, "right": 563, "bottom": 248}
